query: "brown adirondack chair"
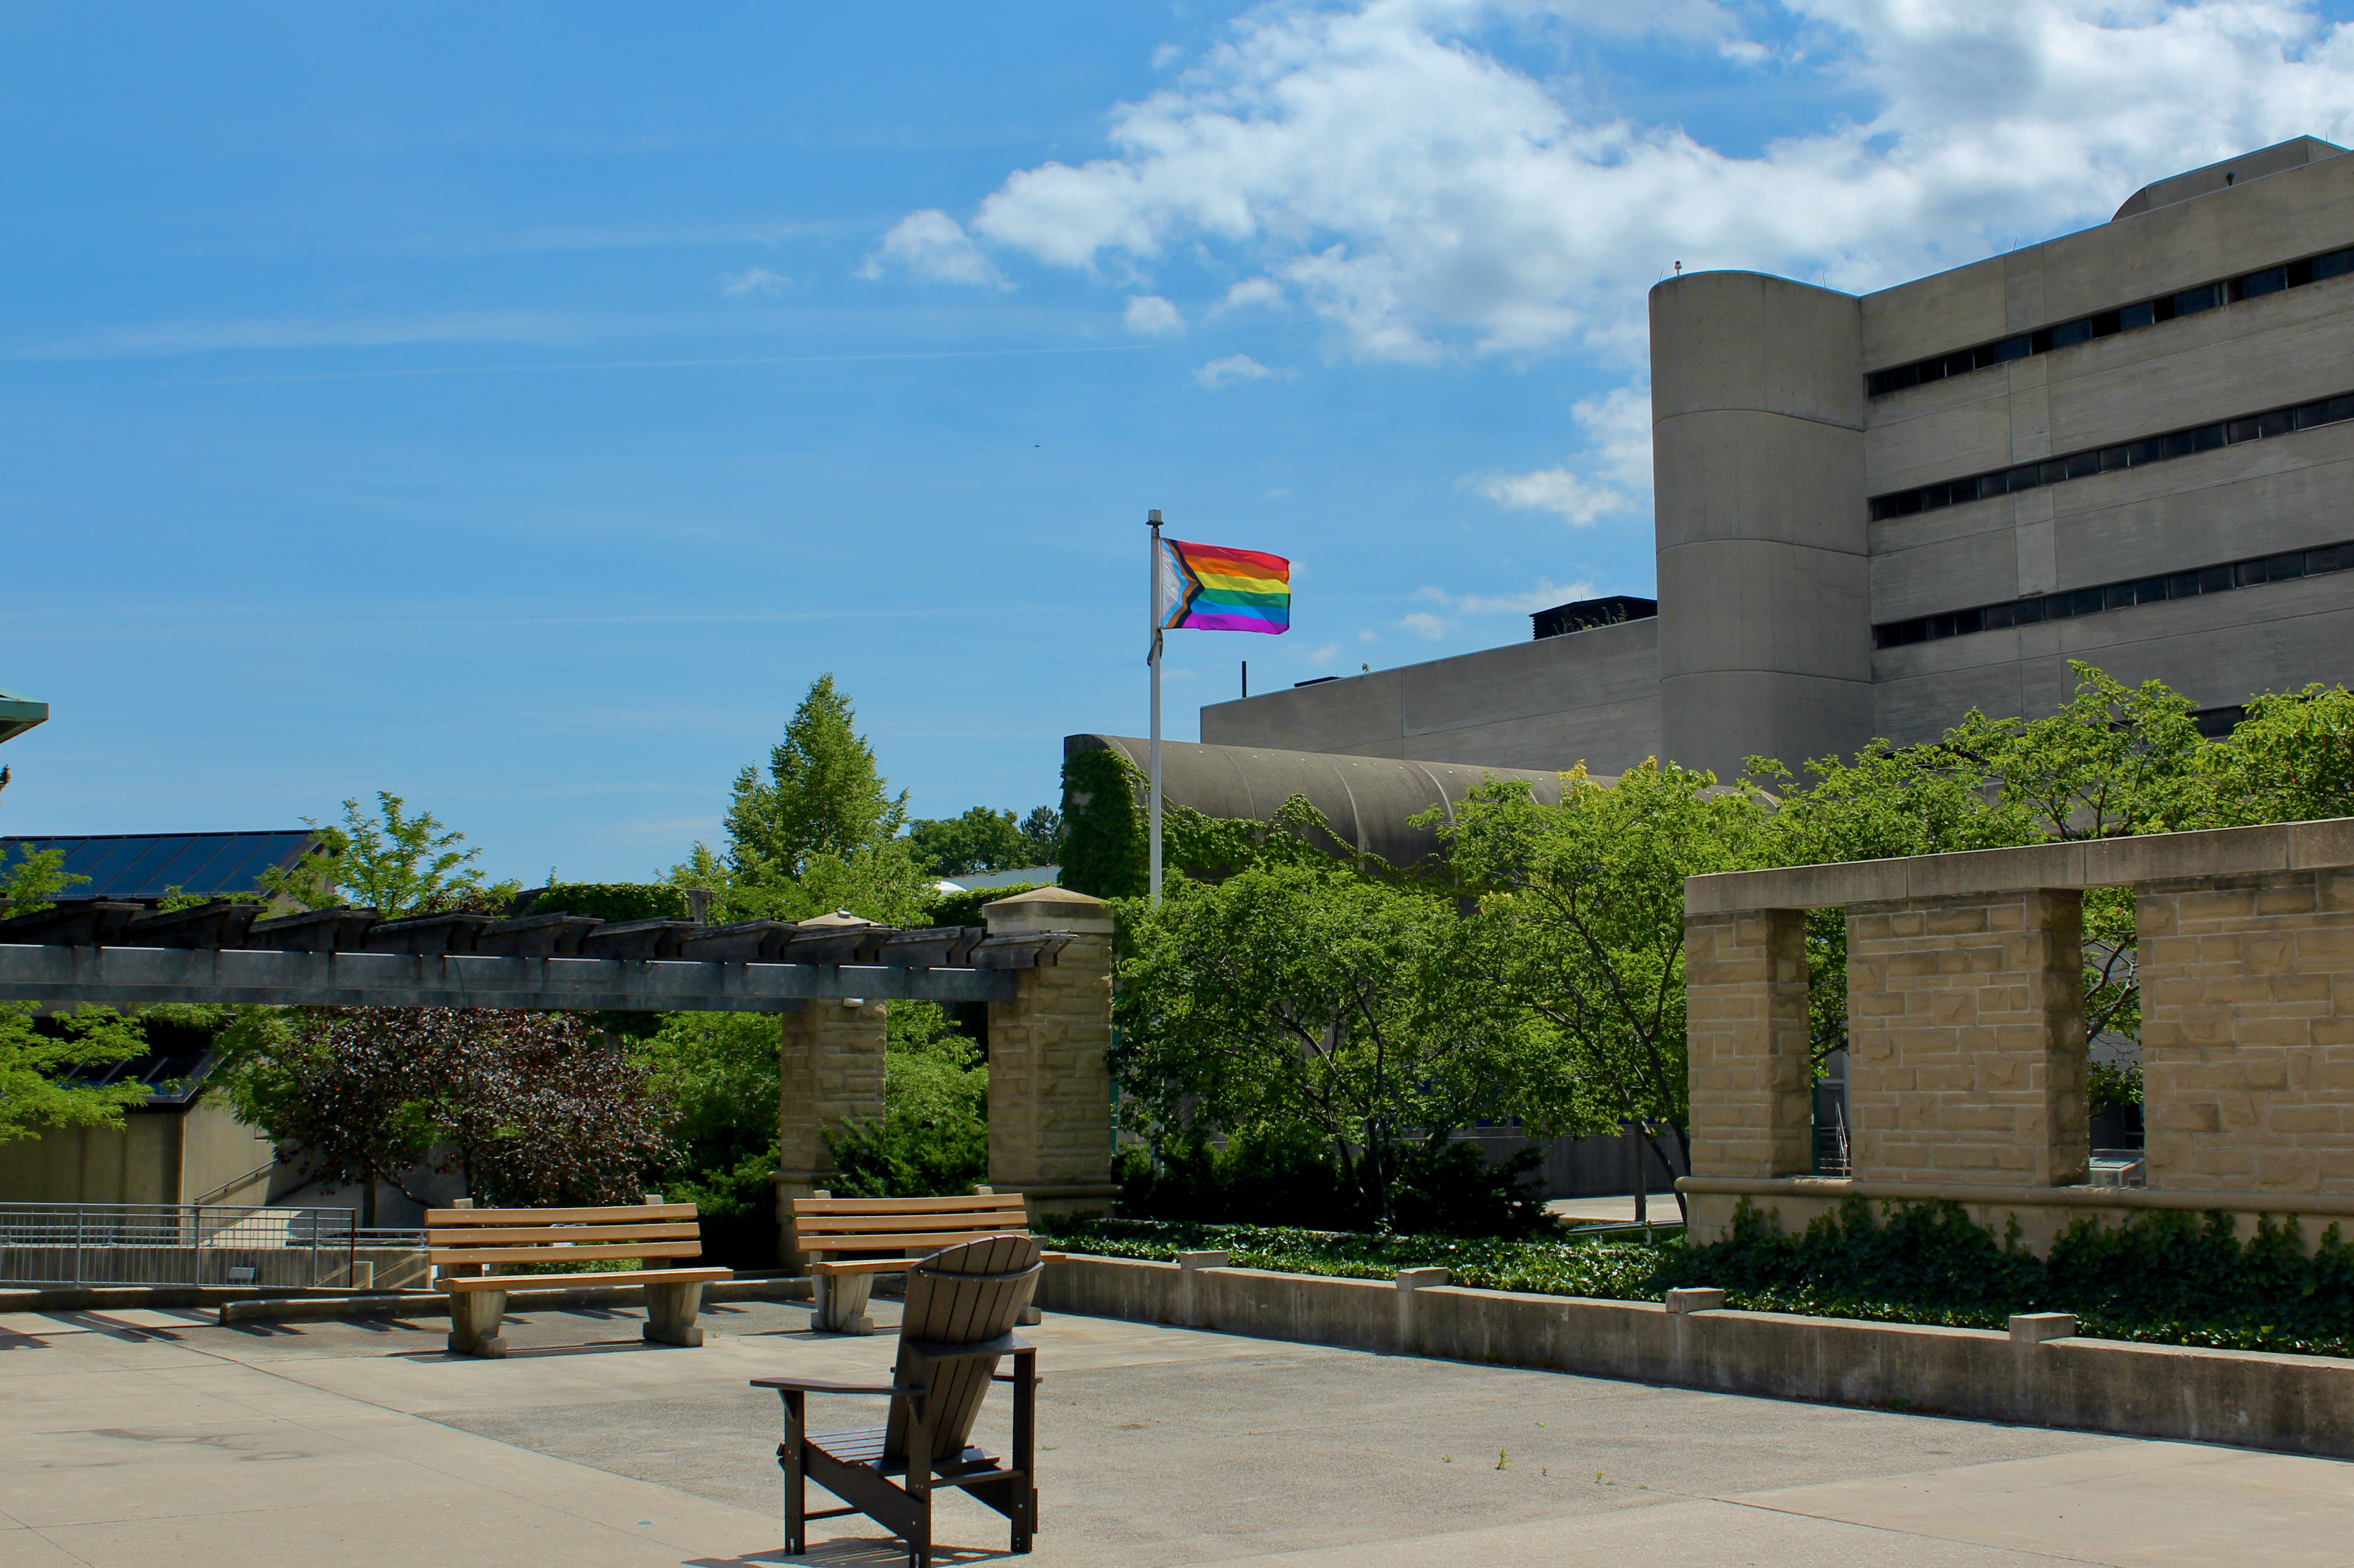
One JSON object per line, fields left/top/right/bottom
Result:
{"left": 752, "top": 1234, "right": 1042, "bottom": 1567}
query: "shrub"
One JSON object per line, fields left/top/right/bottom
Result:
{"left": 1113, "top": 1133, "right": 1553, "bottom": 1239}
{"left": 522, "top": 882, "right": 691, "bottom": 924}
{"left": 923, "top": 881, "right": 1046, "bottom": 930}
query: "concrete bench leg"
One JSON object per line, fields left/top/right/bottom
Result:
{"left": 447, "top": 1290, "right": 508, "bottom": 1357}
{"left": 644, "top": 1281, "right": 706, "bottom": 1347}
{"left": 812, "top": 1272, "right": 875, "bottom": 1334}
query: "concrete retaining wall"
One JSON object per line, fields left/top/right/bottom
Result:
{"left": 1035, "top": 1251, "right": 2354, "bottom": 1459}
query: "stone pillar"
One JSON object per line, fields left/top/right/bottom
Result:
{"left": 773, "top": 995, "right": 887, "bottom": 1272}
{"left": 1846, "top": 890, "right": 2088, "bottom": 1187}
{"left": 1683, "top": 908, "right": 1813, "bottom": 1183}
{"left": 2139, "top": 869, "right": 2354, "bottom": 1193}
{"left": 984, "top": 886, "right": 1120, "bottom": 1220}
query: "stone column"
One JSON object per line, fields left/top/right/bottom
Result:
{"left": 773, "top": 995, "right": 887, "bottom": 1272}
{"left": 1846, "top": 889, "right": 2088, "bottom": 1187}
{"left": 2139, "top": 869, "right": 2354, "bottom": 1193}
{"left": 984, "top": 886, "right": 1120, "bottom": 1221}
{"left": 1683, "top": 908, "right": 1813, "bottom": 1184}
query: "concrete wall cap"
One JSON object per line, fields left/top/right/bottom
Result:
{"left": 2010, "top": 1312, "right": 2077, "bottom": 1344}
{"left": 984, "top": 885, "right": 1115, "bottom": 935}
{"left": 1686, "top": 817, "right": 2354, "bottom": 912}
{"left": 1177, "top": 1249, "right": 1230, "bottom": 1271}
{"left": 1665, "top": 1287, "right": 1728, "bottom": 1314}
{"left": 1395, "top": 1267, "right": 1449, "bottom": 1290}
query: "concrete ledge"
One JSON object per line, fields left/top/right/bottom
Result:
{"left": 217, "top": 1275, "right": 814, "bottom": 1324}
{"left": 1034, "top": 1252, "right": 2354, "bottom": 1460}
{"left": 1684, "top": 814, "right": 2354, "bottom": 914}
{"left": 1678, "top": 1177, "right": 2354, "bottom": 1252}
{"left": 1679, "top": 1175, "right": 2354, "bottom": 1217}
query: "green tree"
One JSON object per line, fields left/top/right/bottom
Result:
{"left": 2, "top": 844, "right": 88, "bottom": 914}
{"left": 823, "top": 1003, "right": 989, "bottom": 1197}
{"left": 0, "top": 1004, "right": 154, "bottom": 1144}
{"left": 908, "top": 807, "right": 1028, "bottom": 876}
{"left": 634, "top": 1010, "right": 785, "bottom": 1219}
{"left": 1017, "top": 805, "right": 1063, "bottom": 865}
{"left": 1111, "top": 861, "right": 1533, "bottom": 1228}
{"left": 260, "top": 793, "right": 518, "bottom": 915}
{"left": 2205, "top": 683, "right": 2354, "bottom": 825}
{"left": 1431, "top": 762, "right": 1770, "bottom": 1212}
{"left": 725, "top": 674, "right": 909, "bottom": 881}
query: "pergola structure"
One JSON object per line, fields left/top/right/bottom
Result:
{"left": 0, "top": 885, "right": 1120, "bottom": 1259}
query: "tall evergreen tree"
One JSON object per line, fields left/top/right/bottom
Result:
{"left": 724, "top": 674, "right": 909, "bottom": 879}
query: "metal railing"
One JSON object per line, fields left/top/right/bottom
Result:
{"left": 0, "top": 1201, "right": 428, "bottom": 1289}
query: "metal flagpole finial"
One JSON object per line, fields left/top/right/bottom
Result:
{"left": 1148, "top": 508, "right": 1162, "bottom": 525}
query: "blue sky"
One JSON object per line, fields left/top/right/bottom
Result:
{"left": 7, "top": 2, "right": 2354, "bottom": 882}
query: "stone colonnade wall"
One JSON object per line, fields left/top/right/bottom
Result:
{"left": 1846, "top": 889, "right": 2088, "bottom": 1188}
{"left": 2141, "top": 868, "right": 2354, "bottom": 1192}
{"left": 773, "top": 887, "right": 1117, "bottom": 1269}
{"left": 1680, "top": 820, "right": 2354, "bottom": 1249}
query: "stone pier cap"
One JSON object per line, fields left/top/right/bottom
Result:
{"left": 1686, "top": 816, "right": 2354, "bottom": 914}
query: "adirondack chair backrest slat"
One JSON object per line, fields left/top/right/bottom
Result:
{"left": 883, "top": 1234, "right": 1042, "bottom": 1463}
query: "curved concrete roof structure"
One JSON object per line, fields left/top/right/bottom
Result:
{"left": 1065, "top": 734, "right": 1591, "bottom": 869}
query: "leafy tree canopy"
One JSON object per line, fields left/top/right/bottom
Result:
{"left": 260, "top": 793, "right": 519, "bottom": 915}
{"left": 725, "top": 674, "right": 908, "bottom": 881}
{"left": 909, "top": 807, "right": 1029, "bottom": 877}
{"left": 1111, "top": 861, "right": 1536, "bottom": 1228}
{"left": 0, "top": 1004, "right": 155, "bottom": 1144}
{"left": 215, "top": 1006, "right": 673, "bottom": 1220}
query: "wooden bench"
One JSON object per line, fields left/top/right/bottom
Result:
{"left": 426, "top": 1199, "right": 731, "bottom": 1357}
{"left": 791, "top": 1192, "right": 1055, "bottom": 1334}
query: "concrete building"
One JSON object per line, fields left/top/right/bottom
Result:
{"left": 1201, "top": 137, "right": 2354, "bottom": 781}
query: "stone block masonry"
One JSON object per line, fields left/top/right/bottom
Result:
{"left": 1846, "top": 889, "right": 2089, "bottom": 1187}
{"left": 773, "top": 995, "right": 887, "bottom": 1270}
{"left": 984, "top": 886, "right": 1119, "bottom": 1218}
{"left": 1681, "top": 818, "right": 2354, "bottom": 1248}
{"left": 2140, "top": 868, "right": 2354, "bottom": 1193}
{"left": 1682, "top": 908, "right": 1812, "bottom": 1179}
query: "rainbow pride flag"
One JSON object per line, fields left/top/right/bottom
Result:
{"left": 1156, "top": 537, "right": 1291, "bottom": 635}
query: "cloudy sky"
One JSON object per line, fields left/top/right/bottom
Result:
{"left": 6, "top": 1, "right": 2354, "bottom": 880}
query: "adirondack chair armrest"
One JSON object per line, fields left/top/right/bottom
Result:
{"left": 990, "top": 1370, "right": 1044, "bottom": 1384}
{"left": 900, "top": 1331, "right": 1033, "bottom": 1365}
{"left": 749, "top": 1377, "right": 917, "bottom": 1396}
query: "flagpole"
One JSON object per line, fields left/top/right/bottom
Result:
{"left": 1147, "top": 509, "right": 1164, "bottom": 904}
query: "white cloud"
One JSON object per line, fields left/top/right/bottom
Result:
{"left": 1305, "top": 641, "right": 1342, "bottom": 667}
{"left": 1217, "top": 277, "right": 1285, "bottom": 313}
{"left": 1398, "top": 610, "right": 1451, "bottom": 638}
{"left": 1467, "top": 466, "right": 1624, "bottom": 525}
{"left": 952, "top": 0, "right": 2354, "bottom": 361}
{"left": 1125, "top": 294, "right": 1185, "bottom": 335}
{"left": 858, "top": 209, "right": 1010, "bottom": 289}
{"left": 1152, "top": 41, "right": 1185, "bottom": 69}
{"left": 1414, "top": 576, "right": 1599, "bottom": 616}
{"left": 1193, "top": 352, "right": 1283, "bottom": 388}
{"left": 720, "top": 266, "right": 790, "bottom": 297}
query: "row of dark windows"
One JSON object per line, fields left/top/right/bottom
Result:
{"left": 1868, "top": 390, "right": 2354, "bottom": 523}
{"left": 1864, "top": 245, "right": 2354, "bottom": 399}
{"left": 1872, "top": 540, "right": 2354, "bottom": 651}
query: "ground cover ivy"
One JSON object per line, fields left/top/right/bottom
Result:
{"left": 1040, "top": 1196, "right": 2354, "bottom": 1359}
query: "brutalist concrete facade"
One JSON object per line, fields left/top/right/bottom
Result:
{"left": 1204, "top": 137, "right": 2354, "bottom": 781}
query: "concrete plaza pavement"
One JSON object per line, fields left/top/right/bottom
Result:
{"left": 4, "top": 1295, "right": 2351, "bottom": 1567}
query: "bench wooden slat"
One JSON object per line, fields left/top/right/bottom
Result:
{"left": 425, "top": 1222, "right": 702, "bottom": 1246}
{"left": 424, "top": 1203, "right": 698, "bottom": 1225}
{"left": 430, "top": 1240, "right": 702, "bottom": 1266}
{"left": 794, "top": 1211, "right": 1036, "bottom": 1237}
{"left": 801, "top": 1229, "right": 1029, "bottom": 1255}
{"left": 442, "top": 1265, "right": 729, "bottom": 1294}
{"left": 790, "top": 1194, "right": 1026, "bottom": 1216}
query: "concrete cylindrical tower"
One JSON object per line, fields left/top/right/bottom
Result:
{"left": 1651, "top": 271, "right": 1872, "bottom": 781}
